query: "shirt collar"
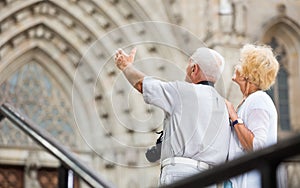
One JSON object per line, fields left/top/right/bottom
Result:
{"left": 196, "top": 81, "right": 214, "bottom": 87}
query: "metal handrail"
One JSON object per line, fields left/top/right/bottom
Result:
{"left": 166, "top": 131, "right": 300, "bottom": 188}
{"left": 0, "top": 102, "right": 115, "bottom": 188}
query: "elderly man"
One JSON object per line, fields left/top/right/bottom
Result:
{"left": 114, "top": 47, "right": 231, "bottom": 186}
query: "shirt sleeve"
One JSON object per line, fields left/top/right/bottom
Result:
{"left": 142, "top": 76, "right": 179, "bottom": 114}
{"left": 247, "top": 108, "right": 270, "bottom": 151}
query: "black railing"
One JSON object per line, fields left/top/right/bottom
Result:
{"left": 165, "top": 132, "right": 300, "bottom": 188}
{"left": 0, "top": 102, "right": 115, "bottom": 188}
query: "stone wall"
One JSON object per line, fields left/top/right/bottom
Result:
{"left": 0, "top": 0, "right": 299, "bottom": 187}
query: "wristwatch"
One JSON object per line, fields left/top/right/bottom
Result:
{"left": 231, "top": 118, "right": 244, "bottom": 127}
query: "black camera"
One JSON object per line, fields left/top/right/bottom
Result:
{"left": 145, "top": 131, "right": 163, "bottom": 163}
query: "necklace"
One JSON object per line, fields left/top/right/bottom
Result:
{"left": 237, "top": 98, "right": 246, "bottom": 111}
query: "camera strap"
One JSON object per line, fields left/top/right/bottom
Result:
{"left": 155, "top": 131, "right": 163, "bottom": 144}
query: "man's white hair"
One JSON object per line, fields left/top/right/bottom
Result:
{"left": 190, "top": 47, "right": 225, "bottom": 82}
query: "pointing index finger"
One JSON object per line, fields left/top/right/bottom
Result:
{"left": 130, "top": 47, "right": 137, "bottom": 57}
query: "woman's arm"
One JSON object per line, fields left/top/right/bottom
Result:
{"left": 225, "top": 100, "right": 254, "bottom": 151}
{"left": 233, "top": 122, "right": 254, "bottom": 151}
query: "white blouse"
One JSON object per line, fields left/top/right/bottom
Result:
{"left": 228, "top": 91, "right": 278, "bottom": 188}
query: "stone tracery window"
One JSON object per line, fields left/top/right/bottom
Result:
{"left": 0, "top": 61, "right": 77, "bottom": 147}
{"left": 267, "top": 36, "right": 291, "bottom": 131}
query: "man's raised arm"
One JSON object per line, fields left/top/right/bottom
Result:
{"left": 114, "top": 48, "right": 145, "bottom": 93}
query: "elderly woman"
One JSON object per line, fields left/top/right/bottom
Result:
{"left": 225, "top": 44, "right": 279, "bottom": 188}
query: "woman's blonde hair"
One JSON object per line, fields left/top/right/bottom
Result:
{"left": 239, "top": 44, "right": 280, "bottom": 90}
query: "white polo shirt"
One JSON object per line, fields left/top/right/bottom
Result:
{"left": 143, "top": 76, "right": 231, "bottom": 166}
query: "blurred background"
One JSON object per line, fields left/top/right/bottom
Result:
{"left": 0, "top": 0, "right": 299, "bottom": 187}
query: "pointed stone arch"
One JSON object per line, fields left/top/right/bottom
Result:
{"left": 0, "top": 22, "right": 97, "bottom": 113}
{"left": 0, "top": 47, "right": 85, "bottom": 148}
{"left": 0, "top": 0, "right": 136, "bottom": 154}
{"left": 261, "top": 16, "right": 300, "bottom": 135}
{"left": 0, "top": 12, "right": 102, "bottom": 150}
